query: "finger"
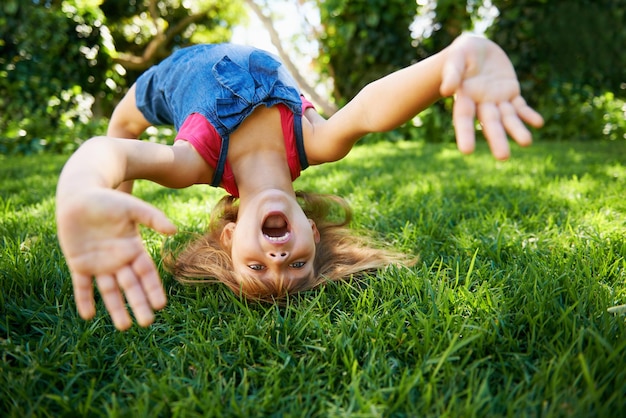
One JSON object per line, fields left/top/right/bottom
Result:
{"left": 71, "top": 271, "right": 96, "bottom": 320}
{"left": 117, "top": 265, "right": 155, "bottom": 328}
{"left": 132, "top": 252, "right": 167, "bottom": 311}
{"left": 128, "top": 196, "right": 177, "bottom": 235}
{"left": 513, "top": 96, "right": 545, "bottom": 128}
{"left": 452, "top": 93, "right": 477, "bottom": 154}
{"left": 440, "top": 49, "right": 466, "bottom": 97}
{"left": 96, "top": 274, "right": 132, "bottom": 331}
{"left": 499, "top": 102, "right": 532, "bottom": 147}
{"left": 477, "top": 102, "right": 510, "bottom": 160}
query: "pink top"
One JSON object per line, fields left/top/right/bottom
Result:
{"left": 175, "top": 96, "right": 315, "bottom": 197}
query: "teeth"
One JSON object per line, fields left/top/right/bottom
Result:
{"left": 265, "top": 232, "right": 290, "bottom": 242}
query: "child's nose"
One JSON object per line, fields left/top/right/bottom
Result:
{"left": 268, "top": 251, "right": 288, "bottom": 262}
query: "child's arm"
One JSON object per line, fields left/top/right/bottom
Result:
{"left": 56, "top": 138, "right": 209, "bottom": 330}
{"left": 106, "top": 84, "right": 153, "bottom": 194}
{"left": 304, "top": 34, "right": 543, "bottom": 163}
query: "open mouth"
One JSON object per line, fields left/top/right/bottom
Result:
{"left": 262, "top": 213, "right": 291, "bottom": 243}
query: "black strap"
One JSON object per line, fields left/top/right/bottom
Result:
{"left": 293, "top": 113, "right": 309, "bottom": 170}
{"left": 211, "top": 135, "right": 229, "bottom": 187}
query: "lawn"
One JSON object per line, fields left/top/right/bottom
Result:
{"left": 1, "top": 140, "right": 625, "bottom": 417}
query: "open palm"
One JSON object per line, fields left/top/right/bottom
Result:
{"left": 57, "top": 188, "right": 176, "bottom": 330}
{"left": 440, "top": 35, "right": 544, "bottom": 159}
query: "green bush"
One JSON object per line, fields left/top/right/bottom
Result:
{"left": 0, "top": 1, "right": 116, "bottom": 155}
{"left": 0, "top": 115, "right": 106, "bottom": 156}
{"left": 536, "top": 84, "right": 626, "bottom": 142}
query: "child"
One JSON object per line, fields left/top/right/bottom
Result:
{"left": 56, "top": 34, "right": 544, "bottom": 331}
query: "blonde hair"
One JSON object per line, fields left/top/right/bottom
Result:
{"left": 165, "top": 192, "right": 411, "bottom": 301}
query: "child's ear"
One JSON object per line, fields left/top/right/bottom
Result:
{"left": 309, "top": 219, "right": 321, "bottom": 244}
{"left": 220, "top": 222, "right": 236, "bottom": 248}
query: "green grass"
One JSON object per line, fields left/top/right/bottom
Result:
{"left": 1, "top": 140, "right": 626, "bottom": 417}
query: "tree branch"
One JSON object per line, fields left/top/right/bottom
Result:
{"left": 113, "top": 11, "right": 210, "bottom": 71}
{"left": 244, "top": 0, "right": 337, "bottom": 115}
{"left": 148, "top": 0, "right": 162, "bottom": 37}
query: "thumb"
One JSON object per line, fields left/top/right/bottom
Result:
{"left": 440, "top": 47, "right": 466, "bottom": 97}
{"left": 128, "top": 196, "right": 177, "bottom": 235}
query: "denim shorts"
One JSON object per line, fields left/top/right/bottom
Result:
{"left": 134, "top": 44, "right": 306, "bottom": 186}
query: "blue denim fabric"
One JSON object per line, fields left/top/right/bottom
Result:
{"left": 134, "top": 43, "right": 308, "bottom": 187}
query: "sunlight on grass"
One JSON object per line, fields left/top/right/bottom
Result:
{"left": 1, "top": 141, "right": 626, "bottom": 416}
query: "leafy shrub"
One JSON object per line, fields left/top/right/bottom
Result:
{"left": 0, "top": 1, "right": 118, "bottom": 155}
{"left": 536, "top": 84, "right": 626, "bottom": 142}
{"left": 0, "top": 113, "right": 107, "bottom": 156}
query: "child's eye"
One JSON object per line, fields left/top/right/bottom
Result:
{"left": 249, "top": 264, "right": 265, "bottom": 271}
{"left": 289, "top": 261, "right": 306, "bottom": 269}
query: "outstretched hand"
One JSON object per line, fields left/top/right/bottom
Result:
{"left": 440, "top": 34, "right": 544, "bottom": 160}
{"left": 56, "top": 189, "right": 177, "bottom": 331}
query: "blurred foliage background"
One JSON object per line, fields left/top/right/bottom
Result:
{"left": 1, "top": 0, "right": 624, "bottom": 155}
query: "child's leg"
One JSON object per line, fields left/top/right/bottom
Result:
{"left": 107, "top": 84, "right": 152, "bottom": 139}
{"left": 107, "top": 84, "right": 152, "bottom": 193}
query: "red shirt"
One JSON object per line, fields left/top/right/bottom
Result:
{"left": 175, "top": 97, "right": 315, "bottom": 197}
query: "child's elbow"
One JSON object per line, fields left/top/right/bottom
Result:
{"left": 81, "top": 136, "right": 116, "bottom": 150}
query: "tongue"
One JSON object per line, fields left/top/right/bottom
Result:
{"left": 263, "top": 215, "right": 288, "bottom": 237}
{"left": 264, "top": 215, "right": 287, "bottom": 229}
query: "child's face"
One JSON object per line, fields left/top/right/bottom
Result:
{"left": 221, "top": 190, "right": 320, "bottom": 286}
